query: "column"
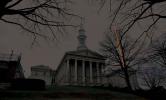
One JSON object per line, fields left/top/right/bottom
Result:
{"left": 66, "top": 59, "right": 70, "bottom": 84}
{"left": 82, "top": 60, "right": 85, "bottom": 85}
{"left": 90, "top": 61, "right": 93, "bottom": 84}
{"left": 74, "top": 59, "right": 77, "bottom": 84}
{"left": 96, "top": 62, "right": 100, "bottom": 84}
{"left": 100, "top": 63, "right": 104, "bottom": 85}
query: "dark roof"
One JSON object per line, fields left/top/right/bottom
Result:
{"left": 0, "top": 53, "right": 20, "bottom": 61}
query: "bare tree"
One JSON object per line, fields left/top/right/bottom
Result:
{"left": 138, "top": 66, "right": 166, "bottom": 89}
{"left": 148, "top": 37, "right": 166, "bottom": 67}
{"left": 0, "top": 0, "right": 81, "bottom": 44}
{"left": 95, "top": 0, "right": 166, "bottom": 40}
{"left": 100, "top": 28, "right": 146, "bottom": 90}
{"left": 135, "top": 34, "right": 166, "bottom": 89}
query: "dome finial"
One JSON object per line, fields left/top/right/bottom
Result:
{"left": 77, "top": 17, "right": 88, "bottom": 51}
{"left": 79, "top": 17, "right": 85, "bottom": 30}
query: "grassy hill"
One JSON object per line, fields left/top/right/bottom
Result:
{"left": 0, "top": 86, "right": 146, "bottom": 100}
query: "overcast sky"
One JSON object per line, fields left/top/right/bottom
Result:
{"left": 0, "top": 0, "right": 109, "bottom": 77}
{"left": 0, "top": 0, "right": 166, "bottom": 77}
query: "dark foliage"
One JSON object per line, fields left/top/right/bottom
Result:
{"left": 134, "top": 86, "right": 166, "bottom": 100}
{"left": 10, "top": 78, "right": 45, "bottom": 90}
{"left": 106, "top": 85, "right": 166, "bottom": 100}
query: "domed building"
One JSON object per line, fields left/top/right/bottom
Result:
{"left": 54, "top": 26, "right": 106, "bottom": 86}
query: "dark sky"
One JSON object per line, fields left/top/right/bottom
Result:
{"left": 0, "top": 0, "right": 109, "bottom": 77}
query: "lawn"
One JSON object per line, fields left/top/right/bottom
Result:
{"left": 0, "top": 86, "right": 146, "bottom": 100}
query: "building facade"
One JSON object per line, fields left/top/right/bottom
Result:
{"left": 54, "top": 26, "right": 105, "bottom": 86}
{"left": 0, "top": 52, "right": 24, "bottom": 83}
{"left": 29, "top": 65, "right": 55, "bottom": 85}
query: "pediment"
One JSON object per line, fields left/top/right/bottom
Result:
{"left": 66, "top": 49, "right": 105, "bottom": 59}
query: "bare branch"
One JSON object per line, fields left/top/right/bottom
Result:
{"left": 0, "top": 0, "right": 81, "bottom": 45}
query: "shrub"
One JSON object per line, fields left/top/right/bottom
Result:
{"left": 10, "top": 78, "right": 45, "bottom": 90}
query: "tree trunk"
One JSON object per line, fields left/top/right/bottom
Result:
{"left": 124, "top": 68, "right": 132, "bottom": 91}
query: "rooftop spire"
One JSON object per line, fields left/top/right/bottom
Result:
{"left": 77, "top": 21, "right": 88, "bottom": 51}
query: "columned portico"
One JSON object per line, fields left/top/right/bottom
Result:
{"left": 65, "top": 58, "right": 104, "bottom": 86}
